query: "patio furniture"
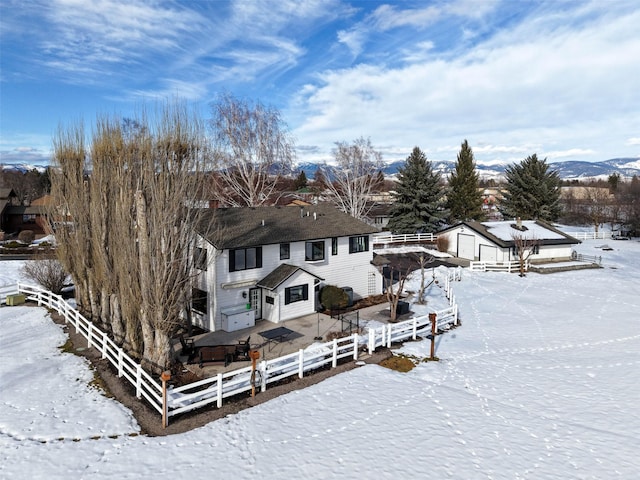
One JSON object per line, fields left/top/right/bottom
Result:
{"left": 179, "top": 334, "right": 196, "bottom": 359}
{"left": 198, "top": 345, "right": 235, "bottom": 368}
{"left": 259, "top": 327, "right": 295, "bottom": 351}
{"left": 235, "top": 336, "right": 251, "bottom": 360}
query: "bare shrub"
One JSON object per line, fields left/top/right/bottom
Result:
{"left": 18, "top": 230, "right": 35, "bottom": 244}
{"left": 22, "top": 256, "right": 68, "bottom": 294}
{"left": 436, "top": 234, "right": 450, "bottom": 253}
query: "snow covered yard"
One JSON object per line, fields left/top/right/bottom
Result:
{"left": 1, "top": 240, "right": 639, "bottom": 479}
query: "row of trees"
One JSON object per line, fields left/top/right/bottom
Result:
{"left": 51, "top": 104, "right": 216, "bottom": 371}
{"left": 386, "top": 144, "right": 567, "bottom": 233}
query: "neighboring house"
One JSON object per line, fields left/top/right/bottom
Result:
{"left": 439, "top": 220, "right": 580, "bottom": 262}
{"left": 1, "top": 189, "right": 49, "bottom": 238}
{"left": 363, "top": 202, "right": 393, "bottom": 230}
{"left": 192, "top": 203, "right": 384, "bottom": 332}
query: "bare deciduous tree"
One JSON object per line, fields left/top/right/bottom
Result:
{"left": 321, "top": 137, "right": 384, "bottom": 220}
{"left": 50, "top": 102, "right": 216, "bottom": 372}
{"left": 385, "top": 265, "right": 411, "bottom": 322}
{"left": 209, "top": 93, "right": 295, "bottom": 206}
{"left": 511, "top": 230, "right": 539, "bottom": 277}
{"left": 416, "top": 252, "right": 435, "bottom": 304}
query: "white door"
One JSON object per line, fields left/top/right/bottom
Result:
{"left": 480, "top": 244, "right": 498, "bottom": 262}
{"left": 249, "top": 287, "right": 262, "bottom": 320}
{"left": 458, "top": 233, "right": 475, "bottom": 260}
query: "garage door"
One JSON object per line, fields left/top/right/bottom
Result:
{"left": 479, "top": 244, "right": 498, "bottom": 262}
{"left": 458, "top": 233, "right": 475, "bottom": 260}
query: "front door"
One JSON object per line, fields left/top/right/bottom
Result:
{"left": 249, "top": 287, "right": 262, "bottom": 320}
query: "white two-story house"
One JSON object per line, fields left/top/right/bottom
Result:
{"left": 192, "top": 203, "right": 383, "bottom": 332}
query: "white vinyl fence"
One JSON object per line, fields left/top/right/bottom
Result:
{"left": 14, "top": 270, "right": 463, "bottom": 425}
{"left": 469, "top": 260, "right": 528, "bottom": 273}
{"left": 373, "top": 232, "right": 435, "bottom": 244}
{"left": 571, "top": 251, "right": 602, "bottom": 265}
{"left": 564, "top": 231, "right": 612, "bottom": 240}
{"left": 16, "top": 283, "right": 164, "bottom": 414}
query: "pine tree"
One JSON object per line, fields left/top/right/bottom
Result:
{"left": 387, "top": 147, "right": 447, "bottom": 233}
{"left": 294, "top": 170, "right": 308, "bottom": 190}
{"left": 447, "top": 140, "right": 484, "bottom": 223}
{"left": 500, "top": 154, "right": 562, "bottom": 221}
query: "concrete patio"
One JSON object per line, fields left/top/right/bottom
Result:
{"left": 174, "top": 301, "right": 409, "bottom": 378}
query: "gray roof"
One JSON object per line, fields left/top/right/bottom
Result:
{"left": 256, "top": 264, "right": 323, "bottom": 291}
{"left": 197, "top": 203, "right": 379, "bottom": 250}
{"left": 439, "top": 220, "right": 580, "bottom": 248}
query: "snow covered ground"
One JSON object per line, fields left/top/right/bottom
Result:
{"left": 1, "top": 238, "right": 639, "bottom": 479}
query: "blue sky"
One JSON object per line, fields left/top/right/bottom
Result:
{"left": 1, "top": 0, "right": 639, "bottom": 167}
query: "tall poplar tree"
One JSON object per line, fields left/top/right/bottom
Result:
{"left": 387, "top": 147, "right": 446, "bottom": 233}
{"left": 500, "top": 154, "right": 562, "bottom": 221}
{"left": 447, "top": 140, "right": 484, "bottom": 223}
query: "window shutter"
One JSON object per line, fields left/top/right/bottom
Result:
{"left": 302, "top": 284, "right": 308, "bottom": 301}
{"left": 229, "top": 250, "right": 235, "bottom": 272}
{"left": 257, "top": 247, "right": 262, "bottom": 268}
{"left": 284, "top": 288, "right": 291, "bottom": 305}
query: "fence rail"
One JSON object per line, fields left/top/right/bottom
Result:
{"left": 469, "top": 260, "right": 527, "bottom": 273}
{"left": 16, "top": 283, "right": 164, "bottom": 414}
{"left": 564, "top": 231, "right": 611, "bottom": 240}
{"left": 15, "top": 271, "right": 462, "bottom": 425}
{"left": 571, "top": 251, "right": 602, "bottom": 265}
{"left": 373, "top": 232, "right": 435, "bottom": 244}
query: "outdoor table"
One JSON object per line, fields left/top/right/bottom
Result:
{"left": 259, "top": 326, "right": 295, "bottom": 351}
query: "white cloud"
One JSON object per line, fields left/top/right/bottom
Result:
{"left": 626, "top": 137, "right": 640, "bottom": 146}
{"left": 293, "top": 3, "right": 640, "bottom": 164}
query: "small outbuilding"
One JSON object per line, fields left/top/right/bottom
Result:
{"left": 438, "top": 220, "right": 581, "bottom": 262}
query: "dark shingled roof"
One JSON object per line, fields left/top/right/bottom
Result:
{"left": 256, "top": 264, "right": 323, "bottom": 291}
{"left": 197, "top": 203, "right": 379, "bottom": 250}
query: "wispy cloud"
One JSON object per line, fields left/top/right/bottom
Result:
{"left": 294, "top": 2, "right": 640, "bottom": 163}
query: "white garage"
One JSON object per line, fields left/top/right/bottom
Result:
{"left": 438, "top": 220, "right": 581, "bottom": 263}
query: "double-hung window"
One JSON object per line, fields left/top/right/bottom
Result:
{"left": 349, "top": 235, "right": 369, "bottom": 254}
{"left": 280, "top": 243, "right": 290, "bottom": 260}
{"left": 194, "top": 247, "right": 207, "bottom": 271}
{"left": 305, "top": 240, "right": 325, "bottom": 261}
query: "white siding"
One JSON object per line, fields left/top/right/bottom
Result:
{"left": 200, "top": 233, "right": 382, "bottom": 331}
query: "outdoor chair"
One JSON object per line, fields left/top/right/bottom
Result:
{"left": 179, "top": 334, "right": 196, "bottom": 358}
{"left": 235, "top": 336, "right": 251, "bottom": 361}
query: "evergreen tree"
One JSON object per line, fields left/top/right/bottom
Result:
{"left": 447, "top": 140, "right": 484, "bottom": 223}
{"left": 294, "top": 170, "right": 308, "bottom": 190}
{"left": 387, "top": 147, "right": 447, "bottom": 233}
{"left": 500, "top": 154, "right": 562, "bottom": 221}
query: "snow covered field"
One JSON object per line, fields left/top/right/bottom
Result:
{"left": 1, "top": 238, "right": 639, "bottom": 479}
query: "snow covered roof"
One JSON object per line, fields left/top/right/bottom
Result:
{"left": 440, "top": 220, "right": 580, "bottom": 247}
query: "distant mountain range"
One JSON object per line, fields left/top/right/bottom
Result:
{"left": 296, "top": 157, "right": 640, "bottom": 181}
{"left": 4, "top": 157, "right": 640, "bottom": 181}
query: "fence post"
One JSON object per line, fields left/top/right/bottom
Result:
{"left": 135, "top": 365, "right": 142, "bottom": 398}
{"left": 161, "top": 371, "right": 171, "bottom": 429}
{"left": 298, "top": 349, "right": 304, "bottom": 378}
{"left": 353, "top": 333, "right": 359, "bottom": 360}
{"left": 332, "top": 339, "right": 338, "bottom": 368}
{"left": 386, "top": 324, "right": 392, "bottom": 348}
{"left": 429, "top": 313, "right": 437, "bottom": 360}
{"left": 87, "top": 323, "right": 93, "bottom": 349}
{"left": 412, "top": 318, "right": 417, "bottom": 340}
{"left": 368, "top": 328, "right": 375, "bottom": 354}
{"left": 118, "top": 349, "right": 124, "bottom": 377}
{"left": 101, "top": 331, "right": 108, "bottom": 359}
{"left": 216, "top": 373, "right": 223, "bottom": 407}
{"left": 260, "top": 360, "right": 267, "bottom": 392}
{"left": 454, "top": 304, "right": 459, "bottom": 325}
